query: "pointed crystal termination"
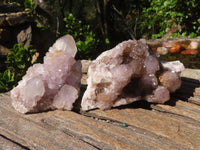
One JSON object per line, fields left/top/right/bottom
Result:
{"left": 11, "top": 35, "right": 82, "bottom": 113}
{"left": 81, "top": 39, "right": 184, "bottom": 111}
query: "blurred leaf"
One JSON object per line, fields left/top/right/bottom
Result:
{"left": 0, "top": 43, "right": 37, "bottom": 93}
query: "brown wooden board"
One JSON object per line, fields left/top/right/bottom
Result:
{"left": 0, "top": 69, "right": 200, "bottom": 150}
{"left": 0, "top": 93, "right": 97, "bottom": 150}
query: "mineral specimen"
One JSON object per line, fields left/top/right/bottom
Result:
{"left": 11, "top": 35, "right": 82, "bottom": 113}
{"left": 81, "top": 39, "right": 184, "bottom": 111}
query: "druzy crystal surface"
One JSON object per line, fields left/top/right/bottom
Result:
{"left": 11, "top": 35, "right": 82, "bottom": 113}
{"left": 81, "top": 39, "right": 184, "bottom": 111}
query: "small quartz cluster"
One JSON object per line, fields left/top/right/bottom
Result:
{"left": 11, "top": 35, "right": 82, "bottom": 113}
{"left": 81, "top": 39, "right": 184, "bottom": 111}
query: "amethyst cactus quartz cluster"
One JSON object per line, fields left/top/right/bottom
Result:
{"left": 11, "top": 35, "right": 82, "bottom": 113}
{"left": 10, "top": 35, "right": 184, "bottom": 113}
{"left": 81, "top": 39, "right": 184, "bottom": 111}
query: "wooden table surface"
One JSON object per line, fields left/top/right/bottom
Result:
{"left": 0, "top": 69, "right": 200, "bottom": 150}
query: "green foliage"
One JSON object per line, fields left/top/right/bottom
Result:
{"left": 0, "top": 44, "right": 37, "bottom": 93}
{"left": 140, "top": 0, "right": 200, "bottom": 39}
{"left": 6, "top": 44, "right": 36, "bottom": 72}
{"left": 0, "top": 69, "right": 15, "bottom": 92}
{"left": 7, "top": 0, "right": 35, "bottom": 12}
{"left": 63, "top": 13, "right": 98, "bottom": 59}
{"left": 24, "top": 0, "right": 35, "bottom": 13}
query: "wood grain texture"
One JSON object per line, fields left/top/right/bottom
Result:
{"left": 0, "top": 135, "right": 27, "bottom": 150}
{"left": 0, "top": 94, "right": 97, "bottom": 150}
{"left": 181, "top": 69, "right": 200, "bottom": 106}
{"left": 83, "top": 104, "right": 200, "bottom": 150}
{"left": 0, "top": 68, "right": 200, "bottom": 150}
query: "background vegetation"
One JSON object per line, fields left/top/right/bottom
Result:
{"left": 2, "top": 0, "right": 200, "bottom": 48}
{"left": 0, "top": 0, "right": 200, "bottom": 92}
{"left": 0, "top": 44, "right": 37, "bottom": 92}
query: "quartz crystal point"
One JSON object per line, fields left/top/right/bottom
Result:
{"left": 81, "top": 39, "right": 184, "bottom": 111}
{"left": 11, "top": 35, "right": 82, "bottom": 113}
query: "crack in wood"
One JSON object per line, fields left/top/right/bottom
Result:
{"left": 41, "top": 116, "right": 112, "bottom": 150}
{"left": 0, "top": 134, "right": 30, "bottom": 150}
{"left": 151, "top": 105, "right": 200, "bottom": 127}
{"left": 80, "top": 110, "right": 129, "bottom": 127}
{"left": 79, "top": 111, "right": 188, "bottom": 150}
{"left": 39, "top": 116, "right": 101, "bottom": 149}
{"left": 61, "top": 129, "right": 102, "bottom": 150}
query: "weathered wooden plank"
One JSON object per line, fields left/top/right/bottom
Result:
{"left": 84, "top": 104, "right": 200, "bottom": 150}
{"left": 188, "top": 97, "right": 200, "bottom": 106}
{"left": 151, "top": 100, "right": 200, "bottom": 122}
{"left": 43, "top": 110, "right": 185, "bottom": 150}
{"left": 188, "top": 87, "right": 200, "bottom": 106}
{"left": 0, "top": 94, "right": 98, "bottom": 150}
{"left": 173, "top": 77, "right": 199, "bottom": 100}
{"left": 0, "top": 108, "right": 98, "bottom": 150}
{"left": 1, "top": 93, "right": 192, "bottom": 150}
{"left": 180, "top": 69, "right": 200, "bottom": 106}
{"left": 0, "top": 93, "right": 181, "bottom": 150}
{"left": 181, "top": 69, "right": 200, "bottom": 81}
{"left": 0, "top": 135, "right": 27, "bottom": 150}
{"left": 1, "top": 68, "right": 200, "bottom": 150}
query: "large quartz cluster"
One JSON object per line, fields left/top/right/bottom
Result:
{"left": 11, "top": 35, "right": 82, "bottom": 113}
{"left": 81, "top": 39, "right": 184, "bottom": 111}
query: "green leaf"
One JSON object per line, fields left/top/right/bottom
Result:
{"left": 188, "top": 32, "right": 197, "bottom": 38}
{"left": 3, "top": 70, "right": 10, "bottom": 81}
{"left": 0, "top": 81, "right": 6, "bottom": 90}
{"left": 0, "top": 42, "right": 37, "bottom": 92}
{"left": 198, "top": 18, "right": 200, "bottom": 24}
{"left": 181, "top": 32, "right": 187, "bottom": 37}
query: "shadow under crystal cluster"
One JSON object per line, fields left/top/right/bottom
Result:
{"left": 81, "top": 39, "right": 184, "bottom": 111}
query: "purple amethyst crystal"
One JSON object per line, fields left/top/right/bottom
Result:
{"left": 81, "top": 39, "right": 184, "bottom": 111}
{"left": 11, "top": 35, "right": 82, "bottom": 113}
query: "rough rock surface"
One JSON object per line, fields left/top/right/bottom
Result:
{"left": 81, "top": 39, "right": 184, "bottom": 111}
{"left": 17, "top": 25, "right": 32, "bottom": 48}
{"left": 11, "top": 35, "right": 82, "bottom": 113}
{"left": 0, "top": 12, "right": 31, "bottom": 27}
